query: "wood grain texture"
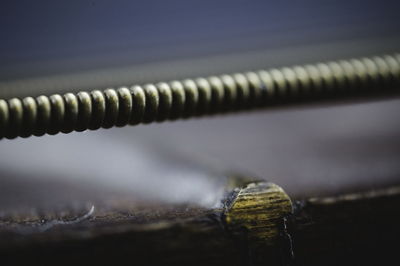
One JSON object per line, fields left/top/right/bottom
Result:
{"left": 288, "top": 186, "right": 400, "bottom": 266}
{"left": 1, "top": 181, "right": 400, "bottom": 265}
{"left": 0, "top": 181, "right": 292, "bottom": 266}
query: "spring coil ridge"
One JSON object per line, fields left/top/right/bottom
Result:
{"left": 0, "top": 54, "right": 399, "bottom": 139}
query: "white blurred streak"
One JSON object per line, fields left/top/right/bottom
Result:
{"left": 0, "top": 130, "right": 226, "bottom": 209}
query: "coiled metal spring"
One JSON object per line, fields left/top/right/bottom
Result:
{"left": 1, "top": 54, "right": 399, "bottom": 139}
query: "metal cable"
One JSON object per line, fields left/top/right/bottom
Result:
{"left": 0, "top": 54, "right": 399, "bottom": 139}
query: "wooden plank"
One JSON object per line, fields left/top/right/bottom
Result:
{"left": 1, "top": 181, "right": 399, "bottom": 265}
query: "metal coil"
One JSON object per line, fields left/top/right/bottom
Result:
{"left": 0, "top": 54, "right": 399, "bottom": 139}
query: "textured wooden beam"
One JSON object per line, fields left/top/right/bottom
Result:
{"left": 1, "top": 181, "right": 400, "bottom": 265}
{"left": 288, "top": 186, "right": 400, "bottom": 266}
{"left": 0, "top": 181, "right": 292, "bottom": 266}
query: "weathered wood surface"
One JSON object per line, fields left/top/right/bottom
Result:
{"left": 0, "top": 181, "right": 292, "bottom": 266}
{"left": 0, "top": 182, "right": 399, "bottom": 266}
{"left": 288, "top": 186, "right": 400, "bottom": 266}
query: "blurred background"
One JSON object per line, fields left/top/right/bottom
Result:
{"left": 0, "top": 0, "right": 400, "bottom": 214}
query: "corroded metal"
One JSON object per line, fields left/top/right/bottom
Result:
{"left": 224, "top": 182, "right": 293, "bottom": 264}
{"left": 0, "top": 54, "right": 399, "bottom": 139}
{"left": 225, "top": 182, "right": 292, "bottom": 244}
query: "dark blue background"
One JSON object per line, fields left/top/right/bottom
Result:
{"left": 1, "top": 0, "right": 399, "bottom": 80}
